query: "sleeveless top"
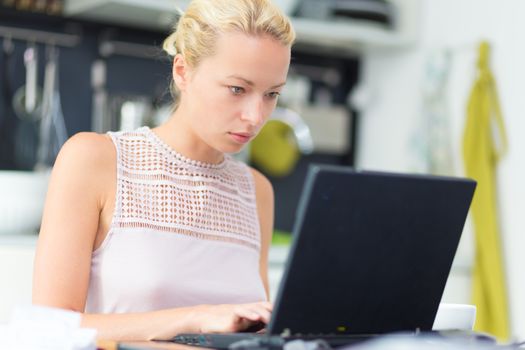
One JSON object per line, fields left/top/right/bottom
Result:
{"left": 85, "top": 127, "right": 267, "bottom": 313}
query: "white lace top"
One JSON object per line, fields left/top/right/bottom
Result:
{"left": 85, "top": 127, "right": 266, "bottom": 314}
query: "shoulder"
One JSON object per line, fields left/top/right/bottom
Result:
{"left": 248, "top": 167, "right": 274, "bottom": 202}
{"left": 248, "top": 167, "right": 273, "bottom": 195}
{"left": 55, "top": 132, "right": 114, "bottom": 170}
{"left": 60, "top": 131, "right": 114, "bottom": 156}
{"left": 51, "top": 132, "right": 116, "bottom": 195}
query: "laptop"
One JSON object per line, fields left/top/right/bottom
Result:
{"left": 168, "top": 165, "right": 477, "bottom": 349}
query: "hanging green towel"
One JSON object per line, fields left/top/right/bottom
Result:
{"left": 463, "top": 41, "right": 509, "bottom": 340}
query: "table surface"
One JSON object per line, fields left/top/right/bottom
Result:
{"left": 98, "top": 340, "right": 205, "bottom": 350}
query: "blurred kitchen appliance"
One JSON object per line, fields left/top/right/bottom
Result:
{"left": 247, "top": 107, "right": 313, "bottom": 176}
{"left": 90, "top": 36, "right": 171, "bottom": 133}
{"left": 35, "top": 45, "right": 68, "bottom": 169}
{"left": 0, "top": 25, "right": 80, "bottom": 171}
{"left": 106, "top": 95, "right": 154, "bottom": 132}
{"left": 90, "top": 59, "right": 108, "bottom": 133}
{"left": 270, "top": 107, "right": 314, "bottom": 154}
{"left": 294, "top": 0, "right": 396, "bottom": 27}
{"left": 0, "top": 37, "right": 18, "bottom": 170}
{"left": 12, "top": 43, "right": 42, "bottom": 170}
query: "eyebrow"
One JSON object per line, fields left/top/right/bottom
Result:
{"left": 227, "top": 75, "right": 286, "bottom": 89}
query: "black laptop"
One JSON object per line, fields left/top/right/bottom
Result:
{"left": 168, "top": 165, "right": 476, "bottom": 349}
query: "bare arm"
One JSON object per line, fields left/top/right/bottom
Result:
{"left": 250, "top": 168, "right": 275, "bottom": 301}
{"left": 32, "top": 133, "right": 271, "bottom": 340}
{"left": 80, "top": 303, "right": 272, "bottom": 340}
{"left": 33, "top": 132, "right": 109, "bottom": 311}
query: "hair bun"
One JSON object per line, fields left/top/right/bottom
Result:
{"left": 162, "top": 32, "right": 178, "bottom": 56}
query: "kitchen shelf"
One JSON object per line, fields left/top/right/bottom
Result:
{"left": 292, "top": 17, "right": 413, "bottom": 52}
{"left": 63, "top": 0, "right": 420, "bottom": 52}
{"left": 64, "top": 0, "right": 186, "bottom": 31}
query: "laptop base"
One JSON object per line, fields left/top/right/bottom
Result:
{"left": 170, "top": 332, "right": 379, "bottom": 349}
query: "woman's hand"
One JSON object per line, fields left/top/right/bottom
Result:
{"left": 195, "top": 301, "right": 273, "bottom": 333}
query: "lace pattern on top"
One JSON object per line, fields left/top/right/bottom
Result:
{"left": 108, "top": 127, "right": 261, "bottom": 251}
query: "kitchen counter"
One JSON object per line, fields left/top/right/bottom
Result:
{"left": 0, "top": 234, "right": 37, "bottom": 322}
{"left": 0, "top": 232, "right": 38, "bottom": 246}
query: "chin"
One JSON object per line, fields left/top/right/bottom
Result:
{"left": 223, "top": 145, "right": 245, "bottom": 154}
{"left": 211, "top": 135, "right": 251, "bottom": 155}
{"left": 217, "top": 142, "right": 246, "bottom": 155}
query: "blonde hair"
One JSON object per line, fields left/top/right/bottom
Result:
{"left": 163, "top": 0, "right": 295, "bottom": 102}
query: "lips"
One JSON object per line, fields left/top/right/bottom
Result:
{"left": 229, "top": 132, "right": 254, "bottom": 144}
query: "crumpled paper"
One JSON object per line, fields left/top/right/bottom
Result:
{"left": 0, "top": 305, "right": 97, "bottom": 350}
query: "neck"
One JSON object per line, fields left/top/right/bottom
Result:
{"left": 153, "top": 104, "right": 224, "bottom": 165}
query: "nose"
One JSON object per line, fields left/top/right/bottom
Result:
{"left": 241, "top": 96, "right": 265, "bottom": 127}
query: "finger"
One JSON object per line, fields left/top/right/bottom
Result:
{"left": 250, "top": 303, "right": 272, "bottom": 322}
{"left": 241, "top": 301, "right": 272, "bottom": 314}
{"left": 257, "top": 301, "right": 273, "bottom": 312}
{"left": 237, "top": 306, "right": 271, "bottom": 324}
{"left": 251, "top": 306, "right": 271, "bottom": 323}
{"left": 236, "top": 317, "right": 256, "bottom": 331}
{"left": 256, "top": 327, "right": 267, "bottom": 334}
{"left": 233, "top": 306, "right": 263, "bottom": 322}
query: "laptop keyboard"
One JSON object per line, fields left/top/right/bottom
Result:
{"left": 170, "top": 333, "right": 375, "bottom": 349}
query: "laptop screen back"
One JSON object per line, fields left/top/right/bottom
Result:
{"left": 268, "top": 165, "right": 476, "bottom": 336}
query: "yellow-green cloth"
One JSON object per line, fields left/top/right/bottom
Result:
{"left": 463, "top": 41, "right": 509, "bottom": 340}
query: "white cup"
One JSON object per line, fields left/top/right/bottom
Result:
{"left": 432, "top": 303, "right": 477, "bottom": 331}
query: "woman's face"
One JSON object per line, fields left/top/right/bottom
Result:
{"left": 176, "top": 31, "right": 291, "bottom": 155}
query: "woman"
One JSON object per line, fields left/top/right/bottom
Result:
{"left": 32, "top": 0, "right": 295, "bottom": 341}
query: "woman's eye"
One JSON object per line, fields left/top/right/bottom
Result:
{"left": 267, "top": 91, "right": 280, "bottom": 99}
{"left": 229, "top": 86, "right": 244, "bottom": 95}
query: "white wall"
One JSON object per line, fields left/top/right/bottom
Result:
{"left": 356, "top": 0, "right": 525, "bottom": 340}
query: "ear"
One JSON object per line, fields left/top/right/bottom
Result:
{"left": 172, "top": 54, "right": 190, "bottom": 91}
